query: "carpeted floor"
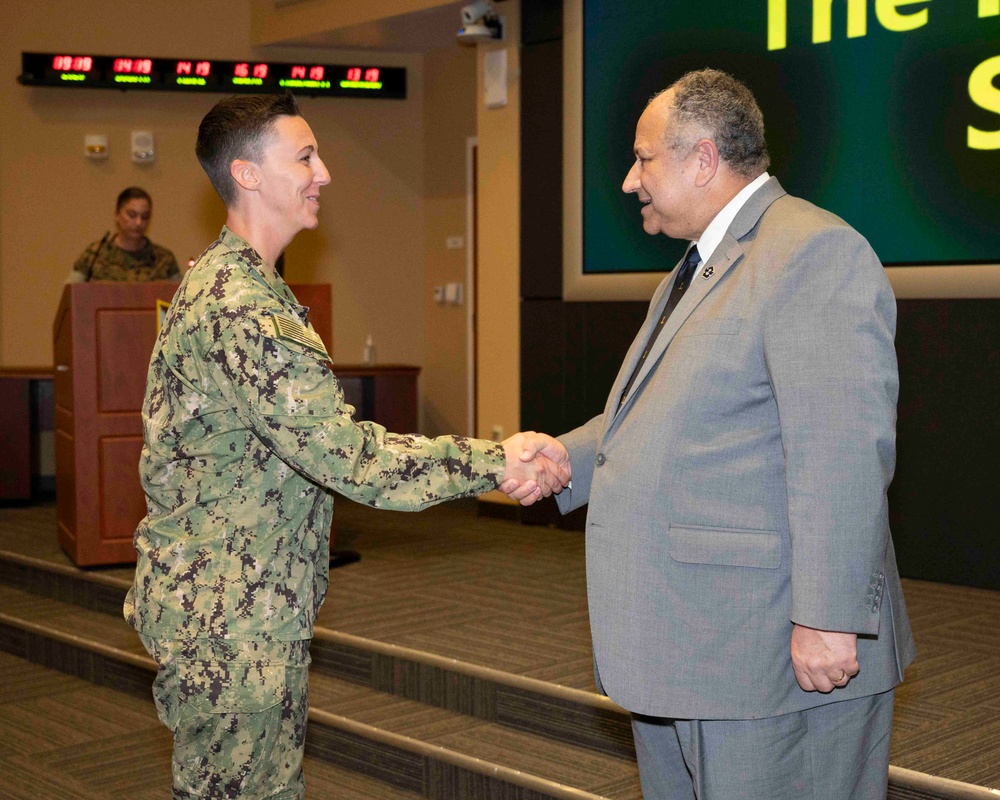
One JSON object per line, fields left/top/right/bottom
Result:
{"left": 0, "top": 650, "right": 425, "bottom": 800}
{"left": 1, "top": 498, "right": 998, "bottom": 789}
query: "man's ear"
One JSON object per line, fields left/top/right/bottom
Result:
{"left": 230, "top": 159, "right": 260, "bottom": 192}
{"left": 692, "top": 139, "right": 720, "bottom": 187}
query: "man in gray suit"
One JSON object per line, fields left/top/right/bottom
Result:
{"left": 545, "top": 69, "right": 915, "bottom": 798}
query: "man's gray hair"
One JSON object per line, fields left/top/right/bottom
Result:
{"left": 655, "top": 69, "right": 770, "bottom": 179}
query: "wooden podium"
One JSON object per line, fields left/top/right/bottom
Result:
{"left": 53, "top": 281, "right": 331, "bottom": 566}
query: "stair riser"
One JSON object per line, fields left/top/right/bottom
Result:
{"left": 307, "top": 722, "right": 580, "bottom": 800}
{"left": 0, "top": 618, "right": 152, "bottom": 698}
{"left": 0, "top": 559, "right": 126, "bottom": 616}
{"left": 313, "top": 637, "right": 634, "bottom": 759}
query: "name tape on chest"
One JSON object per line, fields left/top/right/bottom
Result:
{"left": 269, "top": 312, "right": 329, "bottom": 359}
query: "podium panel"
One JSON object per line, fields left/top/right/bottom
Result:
{"left": 97, "top": 309, "right": 156, "bottom": 412}
{"left": 53, "top": 281, "right": 332, "bottom": 566}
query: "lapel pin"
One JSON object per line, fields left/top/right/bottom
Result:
{"left": 701, "top": 264, "right": 715, "bottom": 280}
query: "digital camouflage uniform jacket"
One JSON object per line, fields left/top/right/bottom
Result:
{"left": 73, "top": 237, "right": 180, "bottom": 281}
{"left": 125, "top": 227, "right": 506, "bottom": 642}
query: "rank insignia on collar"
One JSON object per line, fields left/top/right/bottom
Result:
{"left": 702, "top": 264, "right": 715, "bottom": 279}
{"left": 270, "top": 312, "right": 329, "bottom": 358}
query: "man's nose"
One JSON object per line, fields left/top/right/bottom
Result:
{"left": 622, "top": 161, "right": 639, "bottom": 194}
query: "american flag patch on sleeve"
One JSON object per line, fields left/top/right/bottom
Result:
{"left": 270, "top": 312, "right": 329, "bottom": 359}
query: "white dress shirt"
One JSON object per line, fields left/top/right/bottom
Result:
{"left": 693, "top": 172, "right": 771, "bottom": 264}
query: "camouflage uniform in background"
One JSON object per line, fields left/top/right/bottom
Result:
{"left": 72, "top": 237, "right": 180, "bottom": 281}
{"left": 125, "top": 227, "right": 506, "bottom": 799}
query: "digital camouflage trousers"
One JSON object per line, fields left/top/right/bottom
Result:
{"left": 139, "top": 635, "right": 311, "bottom": 800}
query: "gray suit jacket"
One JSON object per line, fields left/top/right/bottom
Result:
{"left": 556, "top": 178, "right": 916, "bottom": 720}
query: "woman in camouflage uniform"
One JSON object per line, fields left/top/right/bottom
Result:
{"left": 126, "top": 93, "right": 570, "bottom": 800}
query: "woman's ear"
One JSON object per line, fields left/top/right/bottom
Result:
{"left": 230, "top": 159, "right": 260, "bottom": 192}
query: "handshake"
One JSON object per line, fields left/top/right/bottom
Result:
{"left": 498, "top": 432, "right": 571, "bottom": 506}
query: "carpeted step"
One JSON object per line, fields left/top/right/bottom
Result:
{"left": 0, "top": 583, "right": 638, "bottom": 799}
{"left": 0, "top": 648, "right": 426, "bottom": 800}
{"left": 0, "top": 549, "right": 636, "bottom": 760}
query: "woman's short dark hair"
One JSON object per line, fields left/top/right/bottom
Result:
{"left": 195, "top": 93, "right": 301, "bottom": 207}
{"left": 116, "top": 186, "right": 152, "bottom": 212}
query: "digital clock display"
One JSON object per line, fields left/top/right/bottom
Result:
{"left": 19, "top": 52, "right": 406, "bottom": 99}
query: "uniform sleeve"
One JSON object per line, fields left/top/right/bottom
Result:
{"left": 210, "top": 313, "right": 505, "bottom": 511}
{"left": 762, "top": 226, "right": 898, "bottom": 635}
{"left": 71, "top": 244, "right": 96, "bottom": 280}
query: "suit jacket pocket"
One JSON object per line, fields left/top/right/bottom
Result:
{"left": 668, "top": 523, "right": 781, "bottom": 569}
{"left": 674, "top": 317, "right": 742, "bottom": 338}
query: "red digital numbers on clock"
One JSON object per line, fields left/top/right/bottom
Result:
{"left": 52, "top": 55, "right": 93, "bottom": 72}
{"left": 113, "top": 58, "right": 152, "bottom": 75}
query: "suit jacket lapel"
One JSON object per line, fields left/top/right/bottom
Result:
{"left": 601, "top": 263, "right": 682, "bottom": 428}
{"left": 609, "top": 177, "right": 787, "bottom": 426}
{"left": 604, "top": 266, "right": 683, "bottom": 428}
{"left": 612, "top": 239, "right": 743, "bottom": 421}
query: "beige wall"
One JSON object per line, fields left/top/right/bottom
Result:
{"left": 251, "top": 0, "right": 455, "bottom": 47}
{"left": 422, "top": 46, "right": 477, "bottom": 437}
{"left": 0, "top": 0, "right": 426, "bottom": 383}
{"left": 475, "top": 2, "right": 521, "bottom": 502}
{"left": 0, "top": 0, "right": 506, "bottom": 445}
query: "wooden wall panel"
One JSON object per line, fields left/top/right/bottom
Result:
{"left": 0, "top": 378, "right": 31, "bottom": 499}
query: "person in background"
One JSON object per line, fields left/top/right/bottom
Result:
{"left": 67, "top": 186, "right": 180, "bottom": 282}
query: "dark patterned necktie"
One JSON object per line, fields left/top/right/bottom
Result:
{"left": 618, "top": 245, "right": 701, "bottom": 409}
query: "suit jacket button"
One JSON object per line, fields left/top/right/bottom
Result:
{"left": 595, "top": 453, "right": 606, "bottom": 467}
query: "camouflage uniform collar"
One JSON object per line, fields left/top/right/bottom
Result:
{"left": 112, "top": 237, "right": 153, "bottom": 257}
{"left": 219, "top": 226, "right": 280, "bottom": 290}
{"left": 217, "top": 226, "right": 304, "bottom": 317}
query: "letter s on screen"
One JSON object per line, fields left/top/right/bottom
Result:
{"left": 968, "top": 55, "right": 1000, "bottom": 150}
